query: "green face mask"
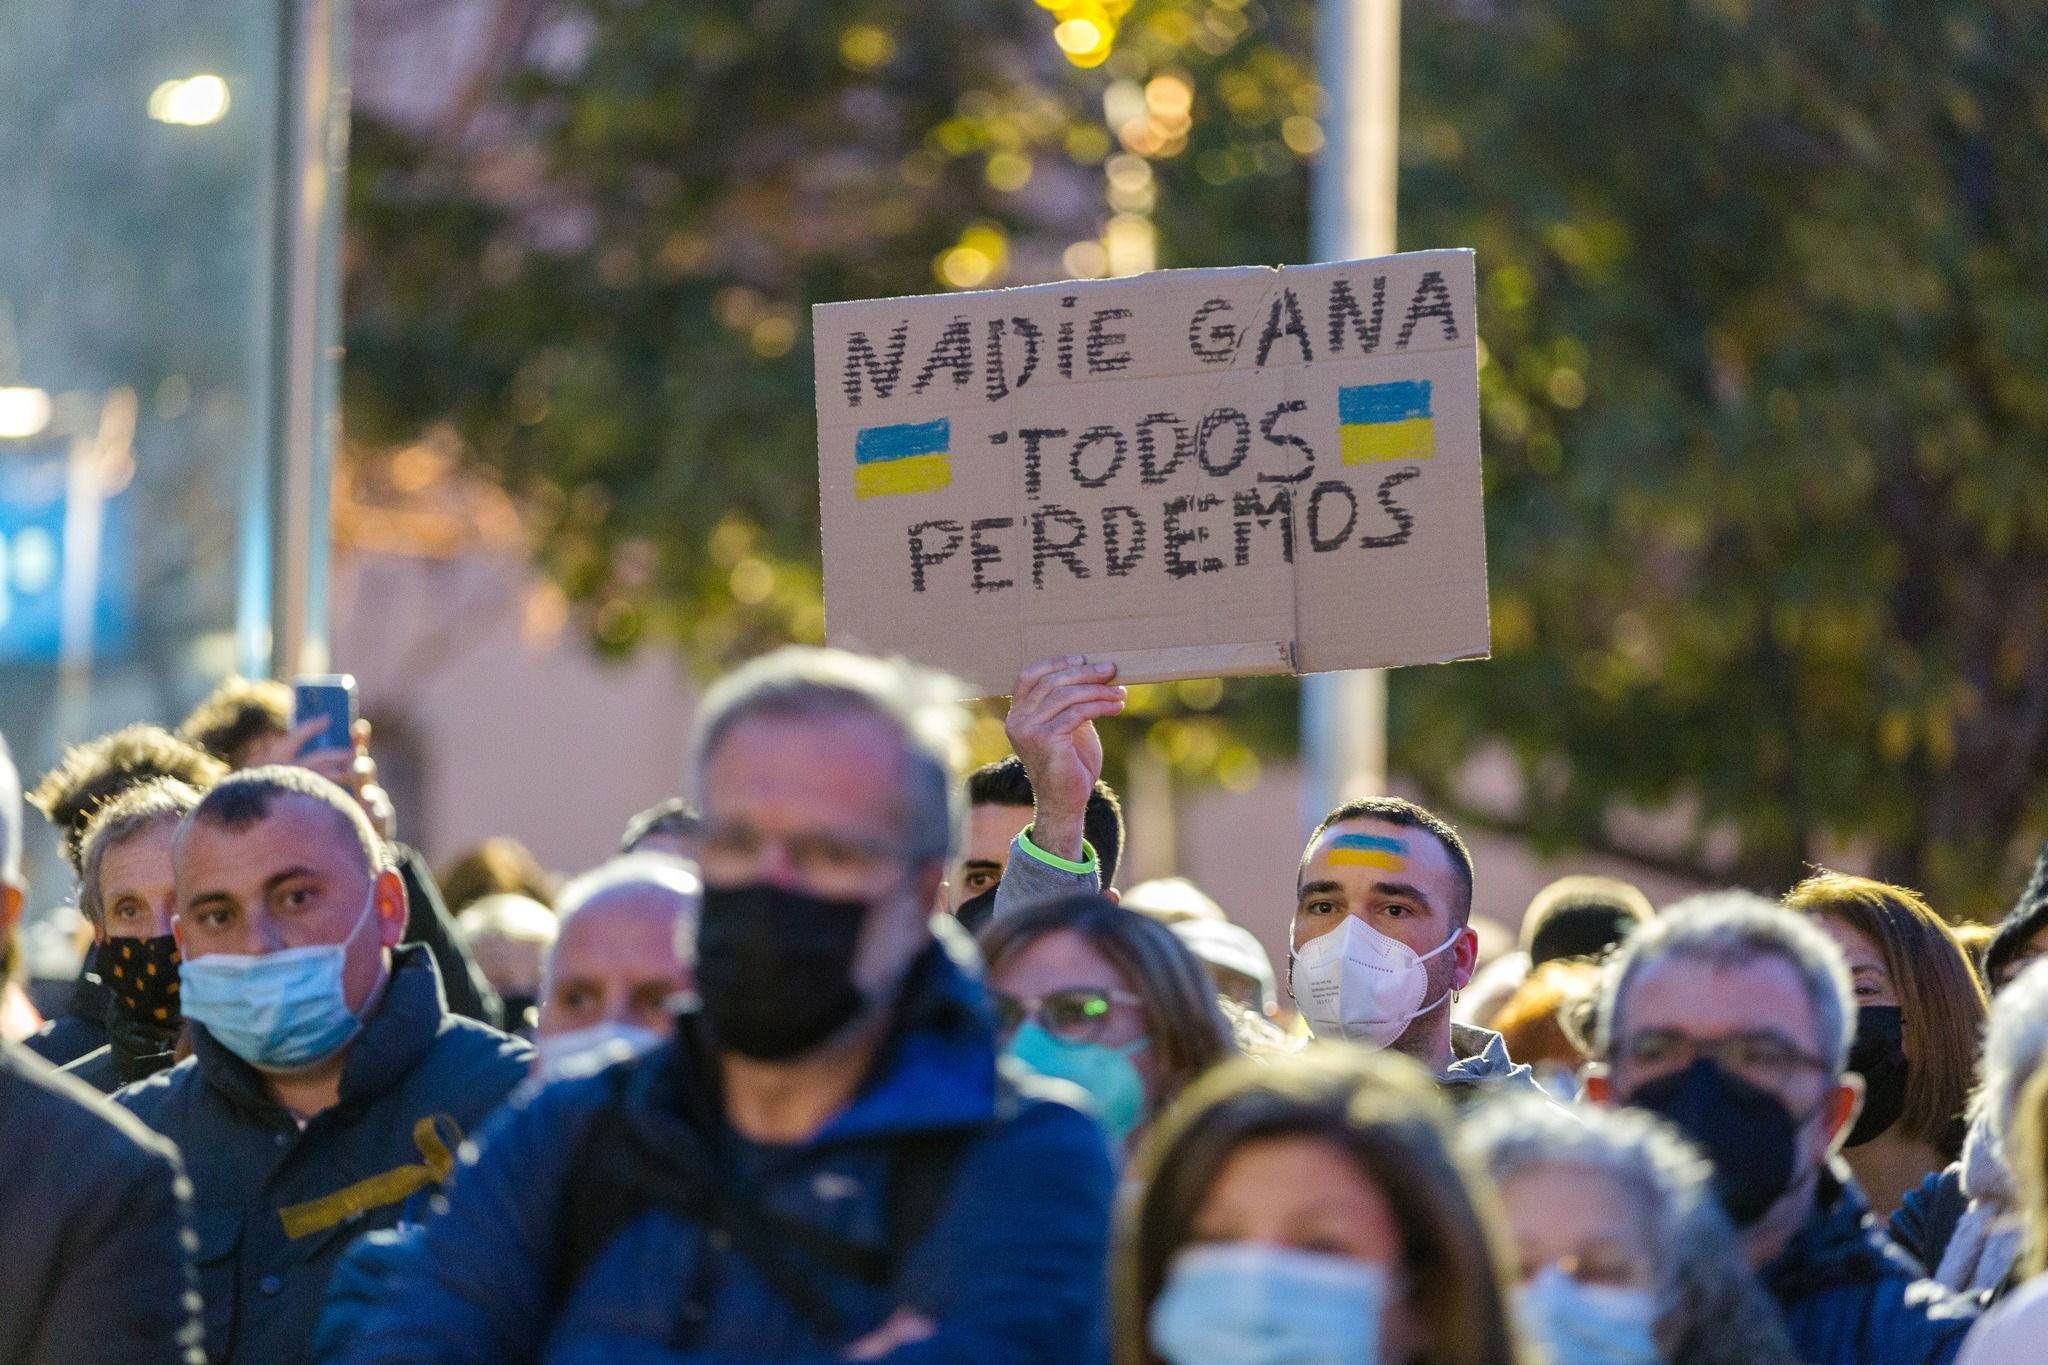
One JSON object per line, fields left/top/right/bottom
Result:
{"left": 1004, "top": 1021, "right": 1150, "bottom": 1149}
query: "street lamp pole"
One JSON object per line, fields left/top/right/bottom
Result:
{"left": 1301, "top": 0, "right": 1401, "bottom": 826}
{"left": 248, "top": 0, "right": 348, "bottom": 680}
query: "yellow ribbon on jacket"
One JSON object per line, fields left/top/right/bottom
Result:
{"left": 277, "top": 1113, "right": 462, "bottom": 1240}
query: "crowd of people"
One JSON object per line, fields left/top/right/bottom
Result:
{"left": 3, "top": 646, "right": 2048, "bottom": 1365}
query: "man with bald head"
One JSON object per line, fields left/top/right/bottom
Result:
{"left": 114, "top": 766, "right": 530, "bottom": 1365}
{"left": 533, "top": 852, "right": 698, "bottom": 1077}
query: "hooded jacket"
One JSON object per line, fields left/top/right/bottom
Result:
{"left": 0, "top": 1038, "right": 203, "bottom": 1364}
{"left": 333, "top": 933, "right": 1118, "bottom": 1365}
{"left": 113, "top": 945, "right": 530, "bottom": 1365}
{"left": 1761, "top": 1168, "right": 1977, "bottom": 1365}
{"left": 1440, "top": 1022, "right": 1547, "bottom": 1100}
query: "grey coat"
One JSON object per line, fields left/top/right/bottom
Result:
{"left": 0, "top": 1039, "right": 202, "bottom": 1365}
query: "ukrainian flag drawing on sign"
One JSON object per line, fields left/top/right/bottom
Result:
{"left": 1338, "top": 380, "right": 1436, "bottom": 465}
{"left": 855, "top": 418, "right": 952, "bottom": 499}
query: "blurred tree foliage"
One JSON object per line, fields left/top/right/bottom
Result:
{"left": 344, "top": 0, "right": 2048, "bottom": 912}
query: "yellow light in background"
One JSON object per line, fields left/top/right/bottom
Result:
{"left": 1144, "top": 74, "right": 1194, "bottom": 121}
{"left": 1062, "top": 240, "right": 1109, "bottom": 279}
{"left": 1053, "top": 18, "right": 1113, "bottom": 67}
{"left": 729, "top": 557, "right": 777, "bottom": 605}
{"left": 750, "top": 314, "right": 797, "bottom": 358}
{"left": 147, "top": 74, "right": 230, "bottom": 126}
{"left": 1103, "top": 214, "right": 1156, "bottom": 276}
{"left": 0, "top": 386, "right": 51, "bottom": 439}
{"left": 985, "top": 151, "right": 1034, "bottom": 192}
{"left": 1281, "top": 115, "right": 1326, "bottom": 156}
{"left": 937, "top": 247, "right": 994, "bottom": 289}
{"left": 936, "top": 223, "right": 1009, "bottom": 290}
{"left": 838, "top": 24, "right": 896, "bottom": 72}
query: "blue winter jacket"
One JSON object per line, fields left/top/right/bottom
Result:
{"left": 114, "top": 945, "right": 532, "bottom": 1365}
{"left": 335, "top": 933, "right": 1118, "bottom": 1365}
{"left": 1761, "top": 1167, "right": 1976, "bottom": 1365}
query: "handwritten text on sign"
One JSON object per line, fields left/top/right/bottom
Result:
{"left": 814, "top": 250, "right": 1491, "bottom": 696}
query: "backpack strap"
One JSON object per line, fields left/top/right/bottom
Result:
{"left": 547, "top": 1058, "right": 1021, "bottom": 1339}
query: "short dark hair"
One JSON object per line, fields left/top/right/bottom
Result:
{"left": 29, "top": 725, "right": 228, "bottom": 874}
{"left": 1299, "top": 796, "right": 1475, "bottom": 924}
{"left": 1522, "top": 875, "right": 1655, "bottom": 966}
{"left": 177, "top": 676, "right": 293, "bottom": 765}
{"left": 1989, "top": 842, "right": 2048, "bottom": 992}
{"left": 620, "top": 798, "right": 702, "bottom": 855}
{"left": 185, "top": 766, "right": 387, "bottom": 873}
{"left": 966, "top": 756, "right": 1126, "bottom": 889}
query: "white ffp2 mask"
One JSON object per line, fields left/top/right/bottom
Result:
{"left": 1291, "top": 914, "right": 1458, "bottom": 1047}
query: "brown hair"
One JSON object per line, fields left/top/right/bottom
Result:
{"left": 176, "top": 676, "right": 293, "bottom": 766}
{"left": 1785, "top": 871, "right": 1986, "bottom": 1157}
{"left": 29, "top": 725, "right": 227, "bottom": 875}
{"left": 77, "top": 778, "right": 202, "bottom": 930}
{"left": 1113, "top": 1047, "right": 1526, "bottom": 1365}
{"left": 979, "top": 894, "right": 1234, "bottom": 1119}
{"left": 440, "top": 837, "right": 557, "bottom": 914}
{"left": 1492, "top": 957, "right": 1603, "bottom": 1069}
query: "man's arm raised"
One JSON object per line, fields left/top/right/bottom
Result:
{"left": 990, "top": 657, "right": 1123, "bottom": 919}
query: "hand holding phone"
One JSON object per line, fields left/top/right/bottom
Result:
{"left": 291, "top": 675, "right": 359, "bottom": 757}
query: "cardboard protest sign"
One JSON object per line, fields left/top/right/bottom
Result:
{"left": 814, "top": 249, "right": 1490, "bottom": 696}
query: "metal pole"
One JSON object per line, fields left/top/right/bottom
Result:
{"left": 259, "top": 0, "right": 346, "bottom": 681}
{"left": 1301, "top": 0, "right": 1399, "bottom": 826}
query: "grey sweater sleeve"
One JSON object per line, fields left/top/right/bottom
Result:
{"left": 991, "top": 830, "right": 1102, "bottom": 919}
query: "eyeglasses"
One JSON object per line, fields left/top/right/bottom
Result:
{"left": 1612, "top": 1027, "right": 1830, "bottom": 1094}
{"left": 698, "top": 818, "right": 908, "bottom": 898}
{"left": 992, "top": 986, "right": 1142, "bottom": 1043}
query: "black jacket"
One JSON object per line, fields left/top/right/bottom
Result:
{"left": 394, "top": 842, "right": 504, "bottom": 1029}
{"left": 0, "top": 1039, "right": 202, "bottom": 1365}
{"left": 113, "top": 945, "right": 531, "bottom": 1365}
{"left": 20, "top": 945, "right": 110, "bottom": 1067}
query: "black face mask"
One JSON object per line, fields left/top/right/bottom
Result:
{"left": 695, "top": 882, "right": 870, "bottom": 1061}
{"left": 1845, "top": 1005, "right": 1908, "bottom": 1148}
{"left": 955, "top": 885, "right": 999, "bottom": 937}
{"left": 101, "top": 933, "right": 183, "bottom": 1032}
{"left": 1627, "top": 1058, "right": 1802, "bottom": 1227}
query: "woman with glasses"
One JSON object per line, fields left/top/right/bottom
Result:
{"left": 980, "top": 893, "right": 1233, "bottom": 1159}
{"left": 1464, "top": 1096, "right": 1799, "bottom": 1365}
{"left": 1113, "top": 1046, "right": 1527, "bottom": 1365}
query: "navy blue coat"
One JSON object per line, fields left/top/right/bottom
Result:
{"left": 0, "top": 1039, "right": 202, "bottom": 1364}
{"left": 336, "top": 936, "right": 1117, "bottom": 1365}
{"left": 114, "top": 945, "right": 531, "bottom": 1365}
{"left": 1762, "top": 1169, "right": 1977, "bottom": 1365}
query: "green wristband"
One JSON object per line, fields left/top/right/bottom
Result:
{"left": 1018, "top": 828, "right": 1099, "bottom": 876}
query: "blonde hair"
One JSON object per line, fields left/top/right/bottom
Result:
{"left": 2017, "top": 1064, "right": 2048, "bottom": 1281}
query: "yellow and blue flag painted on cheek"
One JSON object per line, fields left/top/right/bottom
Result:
{"left": 854, "top": 418, "right": 952, "bottom": 499}
{"left": 1338, "top": 380, "right": 1436, "bottom": 466}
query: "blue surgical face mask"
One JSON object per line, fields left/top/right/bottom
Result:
{"left": 1150, "top": 1242, "right": 1388, "bottom": 1365}
{"left": 1519, "top": 1266, "right": 1660, "bottom": 1365}
{"left": 180, "top": 884, "right": 380, "bottom": 1072}
{"left": 1004, "top": 1021, "right": 1149, "bottom": 1149}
